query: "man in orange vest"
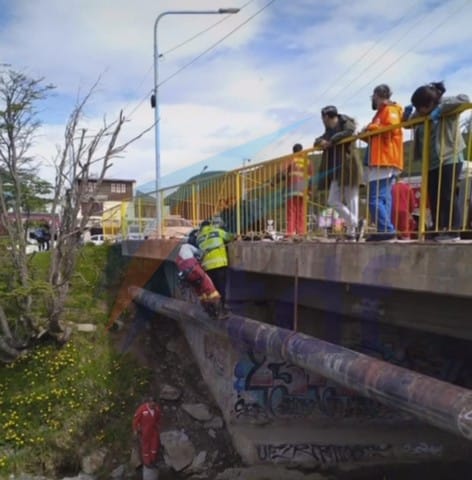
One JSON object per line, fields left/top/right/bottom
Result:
{"left": 363, "top": 84, "right": 404, "bottom": 241}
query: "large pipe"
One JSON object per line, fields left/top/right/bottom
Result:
{"left": 129, "top": 286, "right": 472, "bottom": 441}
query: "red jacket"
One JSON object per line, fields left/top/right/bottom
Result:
{"left": 133, "top": 402, "right": 161, "bottom": 466}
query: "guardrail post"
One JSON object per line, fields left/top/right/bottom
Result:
{"left": 418, "top": 120, "right": 431, "bottom": 241}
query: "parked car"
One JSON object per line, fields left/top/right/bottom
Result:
{"left": 89, "top": 234, "right": 105, "bottom": 246}
{"left": 163, "top": 216, "right": 194, "bottom": 238}
{"left": 144, "top": 216, "right": 194, "bottom": 239}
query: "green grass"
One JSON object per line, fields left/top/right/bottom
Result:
{"left": 0, "top": 245, "right": 152, "bottom": 477}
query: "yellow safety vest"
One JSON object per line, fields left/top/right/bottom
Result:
{"left": 197, "top": 226, "right": 232, "bottom": 271}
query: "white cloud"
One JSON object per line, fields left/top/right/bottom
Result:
{"left": 1, "top": 0, "right": 471, "bottom": 190}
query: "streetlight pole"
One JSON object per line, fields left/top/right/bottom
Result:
{"left": 153, "top": 8, "right": 240, "bottom": 237}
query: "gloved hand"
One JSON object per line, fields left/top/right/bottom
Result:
{"left": 430, "top": 106, "right": 442, "bottom": 123}
{"left": 403, "top": 104, "right": 413, "bottom": 120}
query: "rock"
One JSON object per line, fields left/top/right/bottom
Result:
{"left": 160, "top": 384, "right": 182, "bottom": 401}
{"left": 75, "top": 323, "right": 97, "bottom": 332}
{"left": 62, "top": 474, "right": 95, "bottom": 480}
{"left": 142, "top": 466, "right": 158, "bottom": 480}
{"left": 204, "top": 416, "right": 224, "bottom": 429}
{"left": 208, "top": 428, "right": 216, "bottom": 439}
{"left": 166, "top": 337, "right": 185, "bottom": 354}
{"left": 110, "top": 464, "right": 125, "bottom": 479}
{"left": 215, "top": 466, "right": 327, "bottom": 480}
{"left": 13, "top": 476, "right": 51, "bottom": 480}
{"left": 182, "top": 403, "right": 212, "bottom": 422}
{"left": 185, "top": 450, "right": 207, "bottom": 474}
{"left": 160, "top": 430, "right": 196, "bottom": 472}
{"left": 81, "top": 448, "right": 107, "bottom": 474}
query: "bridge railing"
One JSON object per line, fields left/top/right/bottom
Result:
{"left": 117, "top": 103, "right": 472, "bottom": 241}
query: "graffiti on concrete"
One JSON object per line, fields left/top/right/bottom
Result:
{"left": 233, "top": 397, "right": 270, "bottom": 424}
{"left": 232, "top": 352, "right": 384, "bottom": 420}
{"left": 402, "top": 442, "right": 443, "bottom": 456}
{"left": 256, "top": 442, "right": 392, "bottom": 464}
{"left": 458, "top": 407, "right": 472, "bottom": 439}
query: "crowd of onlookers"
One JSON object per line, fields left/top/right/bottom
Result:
{"left": 285, "top": 82, "right": 469, "bottom": 242}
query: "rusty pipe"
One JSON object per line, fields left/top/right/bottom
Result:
{"left": 129, "top": 286, "right": 472, "bottom": 441}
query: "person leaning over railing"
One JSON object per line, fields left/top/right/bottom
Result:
{"left": 196, "top": 218, "right": 234, "bottom": 310}
{"left": 361, "top": 84, "right": 404, "bottom": 242}
{"left": 314, "top": 105, "right": 362, "bottom": 241}
{"left": 406, "top": 81, "right": 469, "bottom": 242}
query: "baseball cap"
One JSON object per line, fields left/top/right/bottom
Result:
{"left": 373, "top": 84, "right": 392, "bottom": 99}
{"left": 321, "top": 105, "right": 338, "bottom": 117}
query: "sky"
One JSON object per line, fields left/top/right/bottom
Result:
{"left": 0, "top": 0, "right": 471, "bottom": 192}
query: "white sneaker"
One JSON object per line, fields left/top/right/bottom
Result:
{"left": 435, "top": 234, "right": 461, "bottom": 243}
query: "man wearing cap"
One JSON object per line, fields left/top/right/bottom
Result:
{"left": 314, "top": 106, "right": 361, "bottom": 240}
{"left": 362, "top": 84, "right": 404, "bottom": 241}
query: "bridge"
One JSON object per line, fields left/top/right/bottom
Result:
{"left": 111, "top": 107, "right": 472, "bottom": 473}
{"left": 116, "top": 236, "right": 472, "bottom": 471}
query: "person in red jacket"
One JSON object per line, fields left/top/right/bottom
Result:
{"left": 391, "top": 178, "right": 417, "bottom": 239}
{"left": 133, "top": 397, "right": 161, "bottom": 467}
{"left": 176, "top": 230, "right": 223, "bottom": 318}
{"left": 285, "top": 143, "right": 312, "bottom": 236}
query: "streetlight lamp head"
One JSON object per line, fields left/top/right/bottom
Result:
{"left": 218, "top": 8, "right": 240, "bottom": 14}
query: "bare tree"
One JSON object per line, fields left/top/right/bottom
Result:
{"left": 0, "top": 70, "right": 152, "bottom": 357}
{"left": 47, "top": 81, "right": 152, "bottom": 338}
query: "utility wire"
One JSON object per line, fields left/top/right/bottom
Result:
{"left": 279, "top": 0, "right": 469, "bottom": 135}
{"left": 340, "top": 0, "right": 471, "bottom": 107}
{"left": 123, "top": 0, "right": 258, "bottom": 119}
{"left": 308, "top": 0, "right": 424, "bottom": 108}
{"left": 160, "top": 0, "right": 256, "bottom": 58}
{"left": 124, "top": 2, "right": 275, "bottom": 137}
{"left": 158, "top": 0, "right": 276, "bottom": 89}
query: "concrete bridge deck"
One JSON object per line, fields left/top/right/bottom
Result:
{"left": 122, "top": 239, "right": 472, "bottom": 298}
{"left": 122, "top": 239, "right": 472, "bottom": 340}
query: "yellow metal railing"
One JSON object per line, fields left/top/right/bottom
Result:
{"left": 105, "top": 104, "right": 472, "bottom": 241}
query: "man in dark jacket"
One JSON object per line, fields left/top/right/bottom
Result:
{"left": 314, "top": 106, "right": 361, "bottom": 240}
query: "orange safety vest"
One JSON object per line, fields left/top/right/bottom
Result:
{"left": 366, "top": 102, "right": 404, "bottom": 171}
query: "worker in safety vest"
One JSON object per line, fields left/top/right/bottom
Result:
{"left": 196, "top": 219, "right": 234, "bottom": 307}
{"left": 285, "top": 143, "right": 312, "bottom": 237}
{"left": 176, "top": 229, "right": 222, "bottom": 318}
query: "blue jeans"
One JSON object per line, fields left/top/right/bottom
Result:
{"left": 369, "top": 177, "right": 395, "bottom": 234}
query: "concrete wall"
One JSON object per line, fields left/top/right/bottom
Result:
{"left": 122, "top": 239, "right": 472, "bottom": 468}
{"left": 162, "top": 263, "right": 472, "bottom": 469}
{"left": 175, "top": 307, "right": 471, "bottom": 468}
{"left": 229, "top": 241, "right": 472, "bottom": 298}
